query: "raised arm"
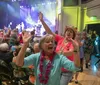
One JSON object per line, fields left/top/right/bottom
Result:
{"left": 16, "top": 32, "right": 32, "bottom": 66}
{"left": 39, "top": 12, "right": 56, "bottom": 37}
{"left": 71, "top": 39, "right": 80, "bottom": 67}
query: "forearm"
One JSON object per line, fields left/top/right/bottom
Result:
{"left": 62, "top": 51, "right": 74, "bottom": 56}
{"left": 16, "top": 43, "right": 28, "bottom": 66}
{"left": 40, "top": 20, "right": 55, "bottom": 36}
{"left": 74, "top": 52, "right": 80, "bottom": 67}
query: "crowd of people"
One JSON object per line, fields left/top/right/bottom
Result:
{"left": 0, "top": 12, "right": 99, "bottom": 85}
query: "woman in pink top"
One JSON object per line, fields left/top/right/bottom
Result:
{"left": 39, "top": 12, "right": 80, "bottom": 85}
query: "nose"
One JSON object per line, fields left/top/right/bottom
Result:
{"left": 49, "top": 41, "right": 54, "bottom": 45}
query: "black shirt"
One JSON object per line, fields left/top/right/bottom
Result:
{"left": 0, "top": 51, "right": 13, "bottom": 64}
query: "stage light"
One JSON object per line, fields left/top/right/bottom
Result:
{"left": 42, "top": 3, "right": 45, "bottom": 5}
{"left": 31, "top": 7, "right": 35, "bottom": 11}
{"left": 54, "top": 2, "right": 57, "bottom": 4}
{"left": 34, "top": 4, "right": 37, "bottom": 7}
{"left": 20, "top": 0, "right": 56, "bottom": 35}
{"left": 20, "top": 6, "right": 23, "bottom": 8}
{"left": 12, "top": 0, "right": 16, "bottom": 2}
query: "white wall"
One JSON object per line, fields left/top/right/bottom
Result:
{"left": 82, "top": 0, "right": 100, "bottom": 7}
{"left": 82, "top": 0, "right": 100, "bottom": 19}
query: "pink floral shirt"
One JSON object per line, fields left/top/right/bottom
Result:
{"left": 55, "top": 34, "right": 74, "bottom": 72}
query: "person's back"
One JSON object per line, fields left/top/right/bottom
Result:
{"left": 0, "top": 51, "right": 13, "bottom": 64}
{"left": 0, "top": 43, "right": 13, "bottom": 64}
{"left": 0, "top": 43, "right": 13, "bottom": 84}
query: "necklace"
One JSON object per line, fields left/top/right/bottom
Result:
{"left": 38, "top": 51, "right": 55, "bottom": 84}
{"left": 59, "top": 39, "right": 69, "bottom": 54}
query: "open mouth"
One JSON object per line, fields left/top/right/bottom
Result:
{"left": 48, "top": 47, "right": 53, "bottom": 50}
{"left": 67, "top": 34, "right": 70, "bottom": 36}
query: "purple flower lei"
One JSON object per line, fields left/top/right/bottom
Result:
{"left": 38, "top": 52, "right": 55, "bottom": 84}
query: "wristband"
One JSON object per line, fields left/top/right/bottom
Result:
{"left": 74, "top": 50, "right": 78, "bottom": 52}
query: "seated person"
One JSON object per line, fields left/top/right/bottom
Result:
{"left": 0, "top": 43, "right": 13, "bottom": 64}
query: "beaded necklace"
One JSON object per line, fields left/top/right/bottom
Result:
{"left": 39, "top": 51, "right": 55, "bottom": 84}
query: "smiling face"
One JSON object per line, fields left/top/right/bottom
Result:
{"left": 40, "top": 34, "right": 55, "bottom": 55}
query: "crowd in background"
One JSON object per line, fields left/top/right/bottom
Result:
{"left": 0, "top": 12, "right": 99, "bottom": 85}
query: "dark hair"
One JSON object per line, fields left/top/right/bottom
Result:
{"left": 31, "top": 30, "right": 35, "bottom": 35}
{"left": 64, "top": 26, "right": 76, "bottom": 39}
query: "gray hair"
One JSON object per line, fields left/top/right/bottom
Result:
{"left": 0, "top": 43, "right": 9, "bottom": 51}
{"left": 26, "top": 47, "right": 31, "bottom": 53}
{"left": 39, "top": 34, "right": 54, "bottom": 50}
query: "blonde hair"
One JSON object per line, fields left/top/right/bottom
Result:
{"left": 39, "top": 34, "right": 54, "bottom": 50}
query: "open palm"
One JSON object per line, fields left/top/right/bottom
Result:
{"left": 70, "top": 38, "right": 79, "bottom": 51}
{"left": 22, "top": 32, "right": 32, "bottom": 43}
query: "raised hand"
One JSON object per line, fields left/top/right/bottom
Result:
{"left": 22, "top": 32, "right": 32, "bottom": 44}
{"left": 70, "top": 38, "right": 79, "bottom": 51}
{"left": 39, "top": 12, "right": 43, "bottom": 21}
{"left": 57, "top": 50, "right": 63, "bottom": 54}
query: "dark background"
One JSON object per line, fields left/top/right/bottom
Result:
{"left": 87, "top": 23, "right": 100, "bottom": 36}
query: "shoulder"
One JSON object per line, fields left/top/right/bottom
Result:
{"left": 55, "top": 34, "right": 64, "bottom": 41}
{"left": 55, "top": 34, "right": 64, "bottom": 38}
{"left": 54, "top": 53, "right": 63, "bottom": 59}
{"left": 55, "top": 53, "right": 67, "bottom": 60}
{"left": 31, "top": 52, "right": 40, "bottom": 57}
{"left": 25, "top": 53, "right": 40, "bottom": 60}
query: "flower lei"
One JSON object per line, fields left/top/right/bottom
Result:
{"left": 38, "top": 51, "right": 55, "bottom": 84}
